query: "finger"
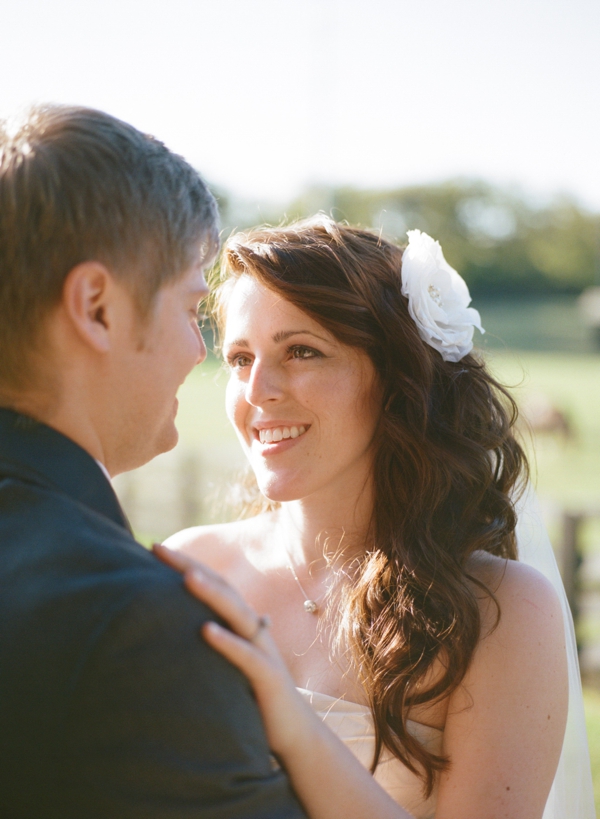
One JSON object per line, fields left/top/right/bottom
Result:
{"left": 153, "top": 542, "right": 195, "bottom": 573}
{"left": 153, "top": 544, "right": 226, "bottom": 585}
{"left": 185, "top": 569, "right": 270, "bottom": 644}
{"left": 202, "top": 621, "right": 274, "bottom": 686}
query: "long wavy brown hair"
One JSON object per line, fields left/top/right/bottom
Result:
{"left": 212, "top": 216, "right": 528, "bottom": 796}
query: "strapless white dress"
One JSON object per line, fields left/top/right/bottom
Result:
{"left": 298, "top": 688, "right": 441, "bottom": 819}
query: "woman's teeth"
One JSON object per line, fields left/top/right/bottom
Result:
{"left": 258, "top": 425, "right": 306, "bottom": 444}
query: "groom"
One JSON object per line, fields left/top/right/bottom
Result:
{"left": 0, "top": 105, "right": 304, "bottom": 818}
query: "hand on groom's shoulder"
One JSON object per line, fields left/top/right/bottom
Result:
{"left": 58, "top": 561, "right": 297, "bottom": 819}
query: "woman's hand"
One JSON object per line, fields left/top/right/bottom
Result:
{"left": 153, "top": 542, "right": 412, "bottom": 819}
{"left": 152, "top": 542, "right": 324, "bottom": 759}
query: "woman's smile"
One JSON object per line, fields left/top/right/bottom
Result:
{"left": 255, "top": 424, "right": 309, "bottom": 445}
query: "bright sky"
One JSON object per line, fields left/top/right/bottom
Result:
{"left": 2, "top": 0, "right": 599, "bottom": 209}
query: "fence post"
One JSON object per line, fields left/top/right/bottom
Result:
{"left": 561, "top": 512, "right": 583, "bottom": 628}
{"left": 179, "top": 452, "right": 202, "bottom": 530}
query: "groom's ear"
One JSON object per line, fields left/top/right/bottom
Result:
{"left": 61, "top": 261, "right": 120, "bottom": 353}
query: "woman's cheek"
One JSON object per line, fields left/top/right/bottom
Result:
{"left": 225, "top": 376, "right": 240, "bottom": 423}
{"left": 225, "top": 377, "right": 249, "bottom": 439}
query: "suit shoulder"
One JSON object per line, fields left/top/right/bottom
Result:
{"left": 0, "top": 473, "right": 153, "bottom": 568}
{"left": 0, "top": 473, "right": 200, "bottom": 636}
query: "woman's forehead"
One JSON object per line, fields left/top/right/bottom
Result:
{"left": 224, "top": 275, "right": 327, "bottom": 338}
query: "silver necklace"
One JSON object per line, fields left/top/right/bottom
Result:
{"left": 286, "top": 560, "right": 320, "bottom": 614}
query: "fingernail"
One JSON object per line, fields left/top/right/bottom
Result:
{"left": 204, "top": 621, "right": 223, "bottom": 636}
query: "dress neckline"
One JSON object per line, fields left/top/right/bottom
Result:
{"left": 297, "top": 686, "right": 443, "bottom": 735}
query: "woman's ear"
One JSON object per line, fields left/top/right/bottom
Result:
{"left": 60, "top": 261, "right": 117, "bottom": 353}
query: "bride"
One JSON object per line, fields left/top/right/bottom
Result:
{"left": 158, "top": 217, "right": 593, "bottom": 818}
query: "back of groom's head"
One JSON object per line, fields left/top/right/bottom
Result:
{"left": 0, "top": 104, "right": 218, "bottom": 392}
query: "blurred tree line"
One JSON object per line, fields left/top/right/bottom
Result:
{"left": 215, "top": 179, "right": 600, "bottom": 297}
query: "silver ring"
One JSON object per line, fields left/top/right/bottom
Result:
{"left": 250, "top": 614, "right": 271, "bottom": 641}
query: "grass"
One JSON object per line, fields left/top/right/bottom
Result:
{"left": 174, "top": 358, "right": 237, "bottom": 448}
{"left": 584, "top": 687, "right": 600, "bottom": 812}
{"left": 485, "top": 349, "right": 600, "bottom": 507}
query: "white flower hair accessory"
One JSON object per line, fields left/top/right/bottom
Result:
{"left": 401, "top": 229, "right": 484, "bottom": 363}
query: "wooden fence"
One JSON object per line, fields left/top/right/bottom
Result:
{"left": 560, "top": 509, "right": 600, "bottom": 674}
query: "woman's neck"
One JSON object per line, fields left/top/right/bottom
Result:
{"left": 272, "top": 476, "right": 374, "bottom": 575}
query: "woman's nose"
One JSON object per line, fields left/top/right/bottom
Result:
{"left": 245, "top": 361, "right": 285, "bottom": 406}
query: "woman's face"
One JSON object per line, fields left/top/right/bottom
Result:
{"left": 222, "top": 275, "right": 381, "bottom": 504}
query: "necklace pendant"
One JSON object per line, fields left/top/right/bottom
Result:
{"left": 287, "top": 561, "right": 321, "bottom": 615}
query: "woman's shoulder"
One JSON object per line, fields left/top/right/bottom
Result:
{"left": 163, "top": 515, "right": 269, "bottom": 574}
{"left": 467, "top": 550, "right": 560, "bottom": 603}
{"left": 410, "top": 553, "right": 564, "bottom": 728}
{"left": 466, "top": 550, "right": 564, "bottom": 644}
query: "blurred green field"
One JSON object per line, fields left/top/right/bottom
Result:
{"left": 479, "top": 295, "right": 598, "bottom": 355}
{"left": 174, "top": 358, "right": 236, "bottom": 450}
{"left": 485, "top": 350, "right": 600, "bottom": 506}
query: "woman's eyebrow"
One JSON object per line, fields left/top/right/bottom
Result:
{"left": 223, "top": 338, "right": 248, "bottom": 349}
{"left": 271, "top": 329, "right": 330, "bottom": 344}
{"left": 224, "top": 330, "right": 331, "bottom": 348}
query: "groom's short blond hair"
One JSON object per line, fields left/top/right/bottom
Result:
{"left": 0, "top": 104, "right": 218, "bottom": 390}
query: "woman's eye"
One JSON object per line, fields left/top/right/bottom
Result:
{"left": 227, "top": 354, "right": 252, "bottom": 369}
{"left": 290, "top": 345, "right": 320, "bottom": 360}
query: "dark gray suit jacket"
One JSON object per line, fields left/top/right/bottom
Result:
{"left": 0, "top": 408, "right": 304, "bottom": 818}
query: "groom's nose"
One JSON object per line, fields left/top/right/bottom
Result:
{"left": 196, "top": 332, "right": 207, "bottom": 365}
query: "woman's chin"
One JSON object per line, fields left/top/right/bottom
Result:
{"left": 259, "top": 486, "right": 301, "bottom": 504}
{"left": 255, "top": 475, "right": 307, "bottom": 505}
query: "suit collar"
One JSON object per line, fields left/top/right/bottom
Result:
{"left": 0, "top": 407, "right": 131, "bottom": 533}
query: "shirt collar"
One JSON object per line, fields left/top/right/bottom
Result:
{"left": 95, "top": 459, "right": 112, "bottom": 482}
